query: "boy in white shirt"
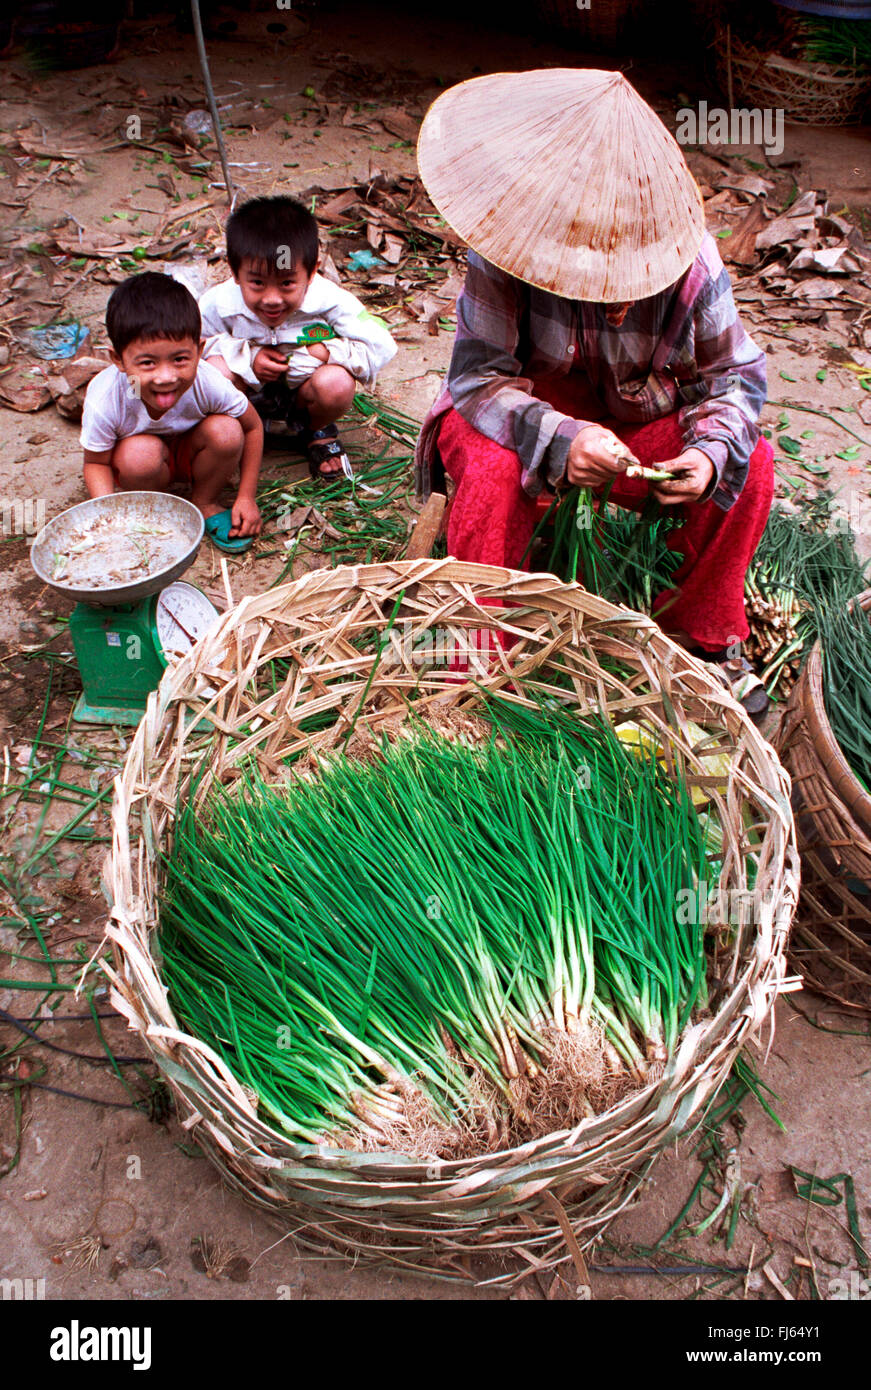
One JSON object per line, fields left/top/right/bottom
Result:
{"left": 199, "top": 195, "right": 397, "bottom": 480}
{"left": 81, "top": 273, "right": 263, "bottom": 552}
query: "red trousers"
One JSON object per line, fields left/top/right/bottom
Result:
{"left": 435, "top": 403, "right": 774, "bottom": 651}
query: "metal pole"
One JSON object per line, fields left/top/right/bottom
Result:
{"left": 190, "top": 0, "right": 235, "bottom": 206}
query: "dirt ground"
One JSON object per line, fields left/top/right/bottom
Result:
{"left": 1, "top": 3, "right": 870, "bottom": 1303}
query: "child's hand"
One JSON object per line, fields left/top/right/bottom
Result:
{"left": 252, "top": 347, "right": 288, "bottom": 382}
{"left": 230, "top": 494, "right": 262, "bottom": 538}
{"left": 305, "top": 342, "right": 330, "bottom": 362}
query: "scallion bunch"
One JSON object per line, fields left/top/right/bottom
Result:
{"left": 159, "top": 700, "right": 716, "bottom": 1155}
{"left": 818, "top": 600, "right": 871, "bottom": 792}
{"left": 531, "top": 486, "right": 683, "bottom": 613}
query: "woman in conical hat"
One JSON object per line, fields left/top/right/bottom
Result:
{"left": 415, "top": 69, "right": 773, "bottom": 716}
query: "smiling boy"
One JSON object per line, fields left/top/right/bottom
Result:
{"left": 199, "top": 196, "right": 396, "bottom": 479}
{"left": 80, "top": 272, "right": 263, "bottom": 552}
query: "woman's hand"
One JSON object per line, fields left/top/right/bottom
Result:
{"left": 650, "top": 449, "right": 715, "bottom": 505}
{"left": 565, "top": 425, "right": 635, "bottom": 488}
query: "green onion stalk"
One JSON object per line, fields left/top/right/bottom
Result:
{"left": 160, "top": 698, "right": 717, "bottom": 1153}
{"left": 744, "top": 495, "right": 868, "bottom": 699}
{"left": 818, "top": 600, "right": 871, "bottom": 793}
{"left": 526, "top": 485, "right": 684, "bottom": 615}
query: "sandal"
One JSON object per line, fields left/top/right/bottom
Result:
{"left": 204, "top": 509, "right": 254, "bottom": 554}
{"left": 304, "top": 424, "right": 353, "bottom": 481}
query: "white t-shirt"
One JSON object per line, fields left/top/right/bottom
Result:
{"left": 80, "top": 360, "right": 249, "bottom": 452}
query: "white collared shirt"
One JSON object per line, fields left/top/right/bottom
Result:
{"left": 199, "top": 275, "right": 397, "bottom": 389}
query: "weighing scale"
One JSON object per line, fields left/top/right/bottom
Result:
{"left": 31, "top": 492, "right": 221, "bottom": 726}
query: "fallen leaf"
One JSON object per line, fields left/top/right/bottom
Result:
{"left": 381, "top": 233, "right": 404, "bottom": 265}
{"left": 317, "top": 188, "right": 359, "bottom": 221}
{"left": 788, "top": 245, "right": 851, "bottom": 275}
{"left": 755, "top": 211, "right": 815, "bottom": 251}
{"left": 793, "top": 278, "right": 844, "bottom": 301}
{"left": 714, "top": 172, "right": 773, "bottom": 199}
{"left": 0, "top": 372, "right": 51, "bottom": 412}
{"left": 320, "top": 251, "right": 342, "bottom": 285}
{"left": 378, "top": 107, "right": 420, "bottom": 143}
{"left": 275, "top": 504, "right": 313, "bottom": 535}
{"left": 722, "top": 198, "right": 768, "bottom": 266}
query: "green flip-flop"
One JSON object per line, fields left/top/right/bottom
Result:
{"left": 204, "top": 509, "right": 254, "bottom": 554}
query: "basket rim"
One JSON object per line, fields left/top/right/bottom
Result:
{"left": 103, "top": 560, "right": 799, "bottom": 1213}
{"left": 722, "top": 25, "right": 871, "bottom": 84}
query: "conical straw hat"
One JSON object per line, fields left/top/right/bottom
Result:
{"left": 417, "top": 69, "right": 706, "bottom": 303}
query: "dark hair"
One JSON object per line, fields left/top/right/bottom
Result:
{"left": 225, "top": 196, "right": 319, "bottom": 276}
{"left": 106, "top": 272, "right": 201, "bottom": 354}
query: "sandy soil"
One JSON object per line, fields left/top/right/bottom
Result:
{"left": 1, "top": 3, "right": 870, "bottom": 1303}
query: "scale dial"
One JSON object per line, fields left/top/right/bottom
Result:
{"left": 155, "top": 582, "right": 220, "bottom": 658}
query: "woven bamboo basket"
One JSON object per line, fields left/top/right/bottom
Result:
{"left": 533, "top": 0, "right": 644, "bottom": 49}
{"left": 715, "top": 25, "right": 871, "bottom": 124}
{"left": 776, "top": 590, "right": 871, "bottom": 1012}
{"left": 104, "top": 561, "right": 799, "bottom": 1282}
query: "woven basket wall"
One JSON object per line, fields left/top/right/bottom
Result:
{"left": 104, "top": 561, "right": 799, "bottom": 1282}
{"left": 776, "top": 590, "right": 871, "bottom": 1012}
{"left": 715, "top": 25, "right": 871, "bottom": 124}
{"left": 533, "top": 0, "right": 644, "bottom": 49}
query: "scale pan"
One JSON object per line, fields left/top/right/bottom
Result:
{"left": 31, "top": 492, "right": 204, "bottom": 606}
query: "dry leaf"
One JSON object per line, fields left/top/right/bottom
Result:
{"left": 793, "top": 277, "right": 844, "bottom": 300}
{"left": 0, "top": 371, "right": 51, "bottom": 412}
{"left": 320, "top": 251, "right": 342, "bottom": 285}
{"left": 755, "top": 212, "right": 815, "bottom": 252}
{"left": 378, "top": 107, "right": 420, "bottom": 143}
{"left": 317, "top": 188, "right": 359, "bottom": 221}
{"left": 714, "top": 173, "right": 772, "bottom": 199}
{"left": 723, "top": 199, "right": 768, "bottom": 266}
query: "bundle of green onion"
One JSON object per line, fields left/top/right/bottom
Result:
{"left": 800, "top": 17, "right": 871, "bottom": 70}
{"left": 818, "top": 599, "right": 871, "bottom": 793}
{"left": 530, "top": 486, "right": 684, "bottom": 614}
{"left": 745, "top": 496, "right": 869, "bottom": 697}
{"left": 159, "top": 700, "right": 716, "bottom": 1156}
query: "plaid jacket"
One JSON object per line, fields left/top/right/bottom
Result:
{"left": 415, "top": 235, "right": 767, "bottom": 511}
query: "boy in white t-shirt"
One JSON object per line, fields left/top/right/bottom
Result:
{"left": 199, "top": 195, "right": 397, "bottom": 480}
{"left": 80, "top": 272, "right": 263, "bottom": 552}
